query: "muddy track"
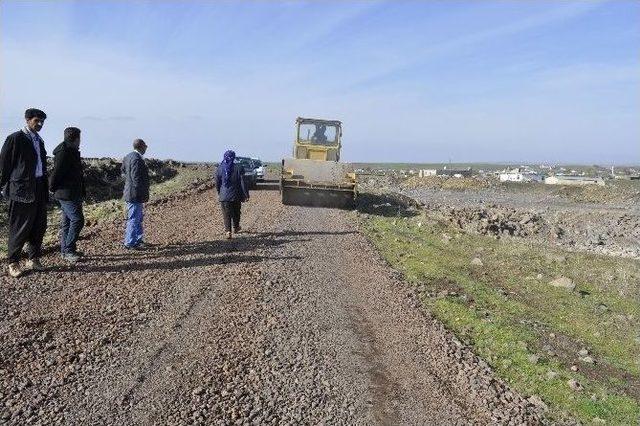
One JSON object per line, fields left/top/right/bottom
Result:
{"left": 0, "top": 183, "right": 543, "bottom": 425}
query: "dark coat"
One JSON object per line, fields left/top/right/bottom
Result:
{"left": 122, "top": 151, "right": 150, "bottom": 203}
{"left": 49, "top": 141, "right": 86, "bottom": 201}
{"left": 216, "top": 164, "right": 248, "bottom": 202}
{"left": 0, "top": 130, "right": 49, "bottom": 203}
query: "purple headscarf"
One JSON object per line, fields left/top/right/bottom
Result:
{"left": 221, "top": 150, "right": 236, "bottom": 186}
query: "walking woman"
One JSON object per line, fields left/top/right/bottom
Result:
{"left": 215, "top": 150, "right": 249, "bottom": 239}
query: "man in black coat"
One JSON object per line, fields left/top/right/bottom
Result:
{"left": 122, "top": 139, "right": 150, "bottom": 249}
{"left": 0, "top": 108, "right": 49, "bottom": 278}
{"left": 49, "top": 127, "right": 86, "bottom": 263}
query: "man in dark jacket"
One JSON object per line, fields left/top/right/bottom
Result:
{"left": 0, "top": 108, "right": 49, "bottom": 278}
{"left": 215, "top": 150, "right": 249, "bottom": 239}
{"left": 49, "top": 127, "right": 85, "bottom": 263}
{"left": 122, "top": 139, "right": 150, "bottom": 249}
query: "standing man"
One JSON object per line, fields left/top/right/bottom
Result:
{"left": 0, "top": 108, "right": 49, "bottom": 278}
{"left": 49, "top": 127, "right": 85, "bottom": 263}
{"left": 122, "top": 139, "right": 149, "bottom": 249}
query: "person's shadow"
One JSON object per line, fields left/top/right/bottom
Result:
{"left": 64, "top": 234, "right": 302, "bottom": 274}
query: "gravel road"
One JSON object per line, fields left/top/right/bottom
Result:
{"left": 1, "top": 182, "right": 543, "bottom": 425}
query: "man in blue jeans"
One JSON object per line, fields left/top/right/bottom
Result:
{"left": 49, "top": 127, "right": 86, "bottom": 263}
{"left": 122, "top": 139, "right": 150, "bottom": 249}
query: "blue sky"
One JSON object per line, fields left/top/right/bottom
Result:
{"left": 1, "top": 0, "right": 638, "bottom": 164}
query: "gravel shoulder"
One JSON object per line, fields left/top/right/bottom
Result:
{"left": 1, "top": 183, "right": 542, "bottom": 424}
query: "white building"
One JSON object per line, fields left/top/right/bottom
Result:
{"left": 418, "top": 169, "right": 437, "bottom": 177}
{"left": 498, "top": 168, "right": 542, "bottom": 183}
{"left": 545, "top": 176, "right": 605, "bottom": 186}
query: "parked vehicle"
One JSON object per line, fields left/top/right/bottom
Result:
{"left": 236, "top": 156, "right": 258, "bottom": 189}
{"left": 252, "top": 158, "right": 265, "bottom": 181}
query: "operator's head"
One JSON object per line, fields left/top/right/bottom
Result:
{"left": 25, "top": 108, "right": 47, "bottom": 132}
{"left": 133, "top": 138, "right": 147, "bottom": 155}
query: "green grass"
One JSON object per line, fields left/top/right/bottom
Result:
{"left": 362, "top": 213, "right": 640, "bottom": 424}
{"left": 149, "top": 165, "right": 212, "bottom": 198}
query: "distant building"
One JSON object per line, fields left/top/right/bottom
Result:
{"left": 498, "top": 168, "right": 542, "bottom": 183}
{"left": 418, "top": 169, "right": 437, "bottom": 177}
{"left": 437, "top": 167, "right": 472, "bottom": 178}
{"left": 545, "top": 175, "right": 605, "bottom": 186}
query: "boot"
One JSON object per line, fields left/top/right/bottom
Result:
{"left": 8, "top": 262, "right": 24, "bottom": 278}
{"left": 62, "top": 252, "right": 81, "bottom": 264}
{"left": 25, "top": 258, "right": 45, "bottom": 271}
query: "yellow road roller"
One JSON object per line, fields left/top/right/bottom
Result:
{"left": 281, "top": 117, "right": 356, "bottom": 209}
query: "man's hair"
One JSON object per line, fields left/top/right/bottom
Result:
{"left": 133, "top": 138, "right": 146, "bottom": 150}
{"left": 64, "top": 127, "right": 81, "bottom": 143}
{"left": 25, "top": 108, "right": 47, "bottom": 120}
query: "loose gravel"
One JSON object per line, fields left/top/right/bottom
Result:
{"left": 1, "top": 182, "right": 544, "bottom": 425}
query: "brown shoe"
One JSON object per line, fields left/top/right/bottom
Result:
{"left": 25, "top": 258, "right": 45, "bottom": 271}
{"left": 8, "top": 262, "right": 24, "bottom": 278}
{"left": 226, "top": 231, "right": 232, "bottom": 240}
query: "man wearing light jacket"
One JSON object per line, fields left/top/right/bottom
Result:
{"left": 122, "top": 139, "right": 150, "bottom": 249}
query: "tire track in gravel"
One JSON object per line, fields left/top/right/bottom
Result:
{"left": 1, "top": 182, "right": 544, "bottom": 425}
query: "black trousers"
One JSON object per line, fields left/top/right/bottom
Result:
{"left": 7, "top": 178, "right": 48, "bottom": 263}
{"left": 220, "top": 201, "right": 242, "bottom": 232}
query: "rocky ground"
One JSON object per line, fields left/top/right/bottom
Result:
{"left": 0, "top": 181, "right": 544, "bottom": 425}
{"left": 360, "top": 175, "right": 640, "bottom": 258}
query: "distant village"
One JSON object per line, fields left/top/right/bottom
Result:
{"left": 355, "top": 164, "right": 640, "bottom": 186}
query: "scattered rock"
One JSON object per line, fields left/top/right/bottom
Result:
{"left": 470, "top": 257, "right": 483, "bottom": 266}
{"left": 549, "top": 277, "right": 575, "bottom": 291}
{"left": 527, "top": 395, "right": 547, "bottom": 411}
{"left": 567, "top": 379, "right": 582, "bottom": 391}
{"left": 545, "top": 371, "right": 558, "bottom": 380}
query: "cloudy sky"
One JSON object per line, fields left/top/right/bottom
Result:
{"left": 1, "top": 0, "right": 638, "bottom": 164}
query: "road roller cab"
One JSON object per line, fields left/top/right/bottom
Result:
{"left": 280, "top": 117, "right": 357, "bottom": 209}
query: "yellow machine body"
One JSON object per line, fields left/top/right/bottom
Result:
{"left": 281, "top": 117, "right": 357, "bottom": 209}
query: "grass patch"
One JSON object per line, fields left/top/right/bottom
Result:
{"left": 149, "top": 165, "right": 212, "bottom": 198}
{"left": 362, "top": 213, "right": 640, "bottom": 424}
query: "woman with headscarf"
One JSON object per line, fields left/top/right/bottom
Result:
{"left": 215, "top": 150, "right": 249, "bottom": 239}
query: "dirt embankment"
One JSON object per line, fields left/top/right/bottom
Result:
{"left": 360, "top": 175, "right": 640, "bottom": 258}
{"left": 75, "top": 157, "right": 184, "bottom": 202}
{"left": 0, "top": 183, "right": 543, "bottom": 425}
